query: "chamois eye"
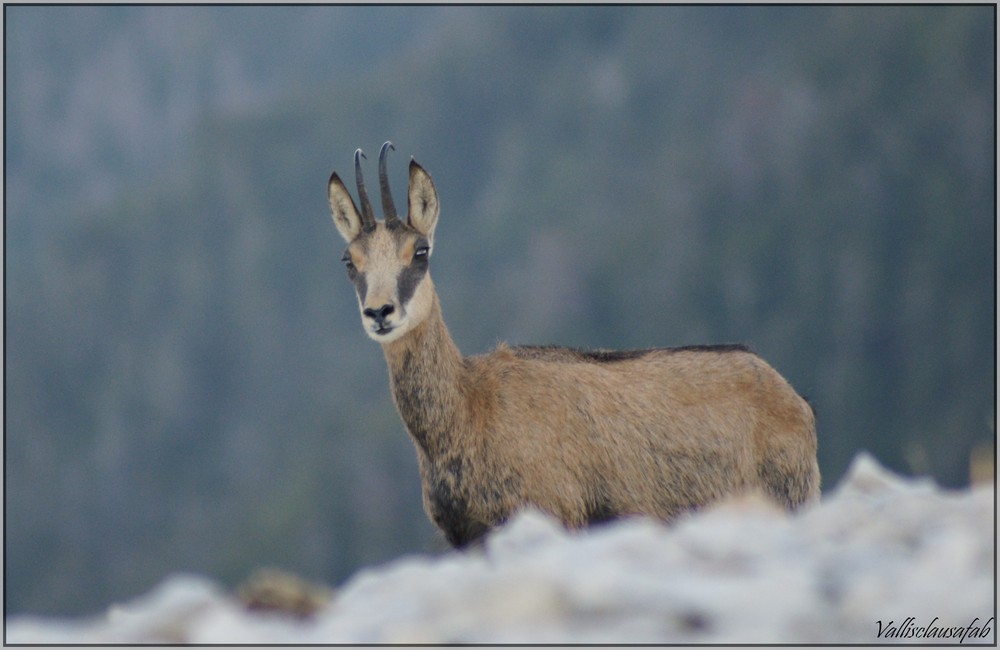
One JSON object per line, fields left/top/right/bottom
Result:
{"left": 414, "top": 246, "right": 430, "bottom": 260}
{"left": 341, "top": 253, "right": 355, "bottom": 270}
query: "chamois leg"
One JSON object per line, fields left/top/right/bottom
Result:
{"left": 756, "top": 445, "right": 821, "bottom": 510}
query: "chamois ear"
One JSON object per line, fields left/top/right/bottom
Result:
{"left": 407, "top": 158, "right": 439, "bottom": 246}
{"left": 328, "top": 172, "right": 363, "bottom": 242}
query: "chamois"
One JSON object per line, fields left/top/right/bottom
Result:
{"left": 327, "top": 142, "right": 820, "bottom": 548}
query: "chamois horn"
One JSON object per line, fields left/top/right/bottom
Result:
{"left": 354, "top": 148, "right": 376, "bottom": 232}
{"left": 379, "top": 141, "right": 401, "bottom": 225}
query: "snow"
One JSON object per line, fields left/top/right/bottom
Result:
{"left": 7, "top": 453, "right": 995, "bottom": 644}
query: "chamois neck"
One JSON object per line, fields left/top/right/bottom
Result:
{"left": 381, "top": 292, "right": 467, "bottom": 454}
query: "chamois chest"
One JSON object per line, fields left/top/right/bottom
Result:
{"left": 420, "top": 455, "right": 502, "bottom": 548}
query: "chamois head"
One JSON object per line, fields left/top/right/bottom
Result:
{"left": 328, "top": 142, "right": 441, "bottom": 343}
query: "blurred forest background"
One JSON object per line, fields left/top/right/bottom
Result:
{"left": 5, "top": 6, "right": 995, "bottom": 617}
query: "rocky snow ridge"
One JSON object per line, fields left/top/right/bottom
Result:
{"left": 7, "top": 453, "right": 995, "bottom": 644}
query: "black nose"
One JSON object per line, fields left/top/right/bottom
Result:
{"left": 363, "top": 304, "right": 395, "bottom": 324}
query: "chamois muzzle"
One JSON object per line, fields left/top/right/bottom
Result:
{"left": 364, "top": 303, "right": 397, "bottom": 335}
